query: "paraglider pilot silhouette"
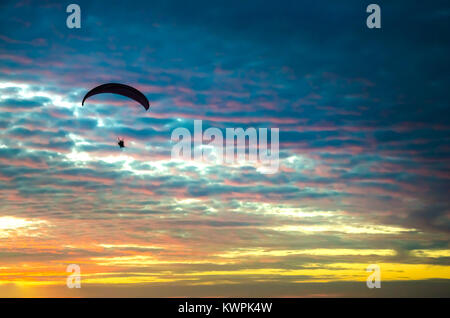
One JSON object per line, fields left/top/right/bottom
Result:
{"left": 82, "top": 83, "right": 150, "bottom": 148}
{"left": 117, "top": 137, "right": 125, "bottom": 148}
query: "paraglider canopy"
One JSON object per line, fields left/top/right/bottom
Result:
{"left": 81, "top": 83, "right": 150, "bottom": 149}
{"left": 81, "top": 83, "right": 150, "bottom": 110}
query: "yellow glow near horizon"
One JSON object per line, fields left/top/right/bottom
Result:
{"left": 216, "top": 248, "right": 397, "bottom": 258}
{"left": 411, "top": 249, "right": 450, "bottom": 258}
{"left": 0, "top": 262, "right": 448, "bottom": 287}
{"left": 175, "top": 263, "right": 450, "bottom": 282}
{"left": 91, "top": 255, "right": 235, "bottom": 266}
{"left": 271, "top": 224, "right": 415, "bottom": 235}
{"left": 98, "top": 244, "right": 162, "bottom": 250}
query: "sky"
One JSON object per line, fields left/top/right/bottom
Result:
{"left": 0, "top": 0, "right": 449, "bottom": 297}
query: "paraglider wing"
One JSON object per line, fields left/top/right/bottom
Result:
{"left": 81, "top": 83, "right": 150, "bottom": 110}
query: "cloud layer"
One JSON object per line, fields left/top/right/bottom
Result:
{"left": 0, "top": 0, "right": 449, "bottom": 297}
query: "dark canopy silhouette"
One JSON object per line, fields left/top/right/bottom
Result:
{"left": 81, "top": 83, "right": 150, "bottom": 110}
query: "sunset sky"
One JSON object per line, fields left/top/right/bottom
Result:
{"left": 0, "top": 0, "right": 449, "bottom": 297}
